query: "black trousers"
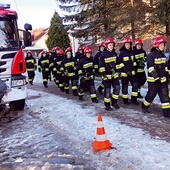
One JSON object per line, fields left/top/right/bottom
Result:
{"left": 142, "top": 81, "right": 170, "bottom": 116}
{"left": 103, "top": 78, "right": 120, "bottom": 108}
{"left": 27, "top": 71, "right": 35, "bottom": 84}
{"left": 42, "top": 71, "right": 48, "bottom": 86}
{"left": 64, "top": 76, "right": 77, "bottom": 93}
{"left": 137, "top": 72, "right": 146, "bottom": 92}
{"left": 78, "top": 78, "right": 97, "bottom": 99}
{"left": 121, "top": 75, "right": 138, "bottom": 103}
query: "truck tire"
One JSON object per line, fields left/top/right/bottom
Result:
{"left": 9, "top": 99, "right": 25, "bottom": 111}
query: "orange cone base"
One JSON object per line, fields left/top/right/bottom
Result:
{"left": 92, "top": 140, "right": 112, "bottom": 152}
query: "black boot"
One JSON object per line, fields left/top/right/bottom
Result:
{"left": 44, "top": 84, "right": 48, "bottom": 88}
{"left": 79, "top": 96, "right": 83, "bottom": 101}
{"left": 97, "top": 87, "right": 103, "bottom": 94}
{"left": 91, "top": 98, "right": 99, "bottom": 103}
{"left": 131, "top": 100, "right": 139, "bottom": 105}
{"left": 138, "top": 93, "right": 143, "bottom": 98}
{"left": 65, "top": 90, "right": 69, "bottom": 94}
{"left": 112, "top": 103, "right": 120, "bottom": 109}
{"left": 105, "top": 107, "right": 113, "bottom": 111}
{"left": 60, "top": 87, "right": 65, "bottom": 92}
{"left": 73, "top": 91, "right": 78, "bottom": 96}
{"left": 142, "top": 108, "right": 149, "bottom": 113}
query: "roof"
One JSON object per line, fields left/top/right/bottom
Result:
{"left": 33, "top": 28, "right": 48, "bottom": 42}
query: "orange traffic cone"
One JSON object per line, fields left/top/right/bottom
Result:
{"left": 92, "top": 114, "right": 112, "bottom": 152}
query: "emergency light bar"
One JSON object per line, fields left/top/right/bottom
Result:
{"left": 0, "top": 4, "right": 10, "bottom": 9}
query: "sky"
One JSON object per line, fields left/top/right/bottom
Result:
{"left": 2, "top": 0, "right": 59, "bottom": 29}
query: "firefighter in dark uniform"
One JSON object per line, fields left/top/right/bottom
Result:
{"left": 78, "top": 47, "right": 98, "bottom": 103}
{"left": 142, "top": 36, "right": 170, "bottom": 117}
{"left": 25, "top": 50, "right": 37, "bottom": 85}
{"left": 119, "top": 37, "right": 139, "bottom": 105}
{"left": 49, "top": 47, "right": 58, "bottom": 84}
{"left": 99, "top": 37, "right": 120, "bottom": 111}
{"left": 133, "top": 39, "right": 147, "bottom": 98}
{"left": 94, "top": 42, "right": 106, "bottom": 94}
{"left": 54, "top": 49, "right": 65, "bottom": 91}
{"left": 38, "top": 50, "right": 50, "bottom": 88}
{"left": 60, "top": 47, "right": 78, "bottom": 95}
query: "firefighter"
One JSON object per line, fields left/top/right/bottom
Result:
{"left": 119, "top": 37, "right": 139, "bottom": 105}
{"left": 142, "top": 36, "right": 170, "bottom": 117}
{"left": 25, "top": 50, "right": 37, "bottom": 85}
{"left": 60, "top": 47, "right": 78, "bottom": 95}
{"left": 78, "top": 47, "right": 98, "bottom": 103}
{"left": 75, "top": 46, "right": 84, "bottom": 65}
{"left": 54, "top": 49, "right": 65, "bottom": 91}
{"left": 133, "top": 39, "right": 147, "bottom": 98}
{"left": 99, "top": 38, "right": 120, "bottom": 111}
{"left": 94, "top": 42, "right": 106, "bottom": 94}
{"left": 49, "top": 47, "right": 58, "bottom": 84}
{"left": 38, "top": 50, "right": 50, "bottom": 88}
{"left": 46, "top": 51, "right": 51, "bottom": 81}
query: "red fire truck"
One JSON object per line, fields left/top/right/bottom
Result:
{"left": 0, "top": 4, "right": 32, "bottom": 110}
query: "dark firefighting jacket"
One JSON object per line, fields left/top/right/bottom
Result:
{"left": 119, "top": 46, "right": 137, "bottom": 77}
{"left": 132, "top": 47, "right": 147, "bottom": 73}
{"left": 60, "top": 56, "right": 77, "bottom": 77}
{"left": 49, "top": 53, "right": 57, "bottom": 71}
{"left": 78, "top": 56, "right": 95, "bottom": 80}
{"left": 99, "top": 48, "right": 119, "bottom": 80}
{"left": 147, "top": 48, "right": 169, "bottom": 83}
{"left": 25, "top": 55, "right": 37, "bottom": 71}
{"left": 94, "top": 51, "right": 102, "bottom": 73}
{"left": 38, "top": 56, "right": 50, "bottom": 72}
{"left": 54, "top": 56, "right": 64, "bottom": 74}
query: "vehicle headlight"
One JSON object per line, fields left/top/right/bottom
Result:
{"left": 12, "top": 79, "right": 24, "bottom": 87}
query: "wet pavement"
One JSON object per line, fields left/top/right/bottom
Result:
{"left": 0, "top": 76, "right": 170, "bottom": 169}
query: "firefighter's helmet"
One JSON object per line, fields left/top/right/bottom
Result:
{"left": 105, "top": 37, "right": 115, "bottom": 45}
{"left": 123, "top": 37, "right": 132, "bottom": 43}
{"left": 65, "top": 47, "right": 72, "bottom": 53}
{"left": 57, "top": 49, "right": 64, "bottom": 55}
{"left": 135, "top": 39, "right": 143, "bottom": 45}
{"left": 84, "top": 46, "right": 92, "bottom": 53}
{"left": 77, "top": 46, "right": 83, "bottom": 51}
{"left": 26, "top": 50, "right": 32, "bottom": 54}
{"left": 41, "top": 50, "right": 47, "bottom": 55}
{"left": 153, "top": 36, "right": 167, "bottom": 47}
{"left": 99, "top": 42, "right": 106, "bottom": 47}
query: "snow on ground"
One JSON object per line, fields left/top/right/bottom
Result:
{"left": 26, "top": 82, "right": 170, "bottom": 170}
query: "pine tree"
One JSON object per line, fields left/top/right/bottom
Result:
{"left": 46, "top": 11, "right": 70, "bottom": 50}
{"left": 57, "top": 0, "right": 152, "bottom": 42}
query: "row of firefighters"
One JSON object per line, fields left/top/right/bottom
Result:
{"left": 25, "top": 36, "right": 170, "bottom": 118}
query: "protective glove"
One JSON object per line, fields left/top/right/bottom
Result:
{"left": 102, "top": 75, "right": 108, "bottom": 81}
{"left": 127, "top": 71, "right": 132, "bottom": 77}
{"left": 86, "top": 72, "right": 90, "bottom": 78}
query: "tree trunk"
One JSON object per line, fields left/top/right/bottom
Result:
{"left": 165, "top": 22, "right": 170, "bottom": 52}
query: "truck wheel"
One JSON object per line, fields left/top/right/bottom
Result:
{"left": 9, "top": 99, "right": 25, "bottom": 111}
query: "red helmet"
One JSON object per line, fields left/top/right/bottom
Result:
{"left": 84, "top": 46, "right": 92, "bottom": 54}
{"left": 77, "top": 46, "right": 83, "bottom": 51}
{"left": 99, "top": 42, "right": 106, "bottom": 47}
{"left": 105, "top": 38, "right": 115, "bottom": 45}
{"left": 52, "top": 46, "right": 61, "bottom": 51}
{"left": 153, "top": 36, "right": 166, "bottom": 47}
{"left": 57, "top": 49, "right": 64, "bottom": 55}
{"left": 135, "top": 39, "right": 143, "bottom": 45}
{"left": 26, "top": 50, "right": 32, "bottom": 54}
{"left": 123, "top": 37, "right": 132, "bottom": 43}
{"left": 65, "top": 47, "right": 72, "bottom": 53}
{"left": 41, "top": 50, "right": 47, "bottom": 55}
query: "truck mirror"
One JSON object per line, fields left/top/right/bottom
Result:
{"left": 24, "top": 23, "right": 32, "bottom": 31}
{"left": 23, "top": 30, "right": 32, "bottom": 47}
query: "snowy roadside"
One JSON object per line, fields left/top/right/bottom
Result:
{"left": 25, "top": 86, "right": 170, "bottom": 170}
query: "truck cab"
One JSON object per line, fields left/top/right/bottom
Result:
{"left": 0, "top": 4, "right": 32, "bottom": 110}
